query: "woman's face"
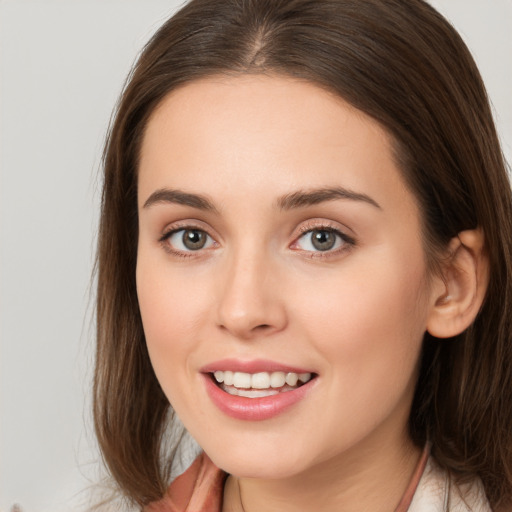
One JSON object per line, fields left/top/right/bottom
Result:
{"left": 136, "top": 75, "right": 438, "bottom": 479}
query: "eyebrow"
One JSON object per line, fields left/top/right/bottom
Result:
{"left": 142, "top": 185, "right": 381, "bottom": 212}
{"left": 276, "top": 187, "right": 381, "bottom": 210}
{"left": 143, "top": 188, "right": 218, "bottom": 213}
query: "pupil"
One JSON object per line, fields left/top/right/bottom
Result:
{"left": 312, "top": 230, "right": 336, "bottom": 251}
{"left": 183, "top": 230, "right": 206, "bottom": 250}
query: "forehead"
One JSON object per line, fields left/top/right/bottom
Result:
{"left": 138, "top": 74, "right": 413, "bottom": 213}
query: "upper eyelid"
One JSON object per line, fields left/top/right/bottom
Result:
{"left": 298, "top": 224, "right": 340, "bottom": 235}
{"left": 295, "top": 219, "right": 355, "bottom": 239}
{"left": 160, "top": 220, "right": 216, "bottom": 239}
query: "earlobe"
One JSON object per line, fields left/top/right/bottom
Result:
{"left": 427, "top": 229, "right": 489, "bottom": 339}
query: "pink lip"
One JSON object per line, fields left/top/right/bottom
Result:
{"left": 200, "top": 358, "right": 313, "bottom": 374}
{"left": 201, "top": 372, "right": 317, "bottom": 422}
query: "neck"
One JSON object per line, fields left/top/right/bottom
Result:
{"left": 224, "top": 432, "right": 422, "bottom": 512}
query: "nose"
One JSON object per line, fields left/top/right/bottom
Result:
{"left": 216, "top": 250, "right": 287, "bottom": 340}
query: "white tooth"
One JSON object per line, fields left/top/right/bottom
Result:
{"left": 223, "top": 371, "right": 234, "bottom": 386}
{"left": 285, "top": 372, "right": 298, "bottom": 386}
{"left": 223, "top": 385, "right": 239, "bottom": 396}
{"left": 251, "top": 372, "right": 270, "bottom": 389}
{"left": 270, "top": 371, "right": 286, "bottom": 388}
{"left": 233, "top": 372, "right": 252, "bottom": 388}
{"left": 298, "top": 372, "right": 312, "bottom": 383}
{"left": 213, "top": 371, "right": 224, "bottom": 383}
{"left": 237, "top": 388, "right": 279, "bottom": 398}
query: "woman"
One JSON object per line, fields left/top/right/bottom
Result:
{"left": 94, "top": 0, "right": 512, "bottom": 510}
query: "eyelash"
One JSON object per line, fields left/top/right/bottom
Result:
{"left": 293, "top": 222, "right": 356, "bottom": 259}
{"left": 159, "top": 222, "right": 356, "bottom": 259}
{"left": 159, "top": 223, "right": 216, "bottom": 258}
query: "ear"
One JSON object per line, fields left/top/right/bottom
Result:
{"left": 427, "top": 229, "right": 489, "bottom": 339}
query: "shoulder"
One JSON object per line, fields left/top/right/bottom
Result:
{"left": 409, "top": 456, "right": 492, "bottom": 512}
{"left": 145, "top": 452, "right": 227, "bottom": 512}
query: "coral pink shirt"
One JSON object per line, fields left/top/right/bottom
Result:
{"left": 146, "top": 446, "right": 430, "bottom": 512}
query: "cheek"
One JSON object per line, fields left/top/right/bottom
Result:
{"left": 136, "top": 255, "right": 211, "bottom": 382}
{"left": 292, "top": 247, "right": 429, "bottom": 397}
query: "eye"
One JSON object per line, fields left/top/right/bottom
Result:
{"left": 162, "top": 228, "right": 215, "bottom": 252}
{"left": 294, "top": 228, "right": 350, "bottom": 253}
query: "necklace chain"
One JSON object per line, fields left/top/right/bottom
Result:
{"left": 237, "top": 477, "right": 246, "bottom": 512}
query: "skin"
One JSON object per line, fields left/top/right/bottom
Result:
{"left": 136, "top": 75, "right": 445, "bottom": 512}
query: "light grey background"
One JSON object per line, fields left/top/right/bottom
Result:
{"left": 0, "top": 1, "right": 511, "bottom": 511}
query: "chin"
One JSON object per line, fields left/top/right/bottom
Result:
{"left": 215, "top": 458, "right": 304, "bottom": 480}
{"left": 204, "top": 440, "right": 314, "bottom": 479}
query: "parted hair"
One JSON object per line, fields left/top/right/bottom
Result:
{"left": 94, "top": 0, "right": 512, "bottom": 509}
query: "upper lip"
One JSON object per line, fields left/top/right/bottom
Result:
{"left": 200, "top": 358, "right": 315, "bottom": 375}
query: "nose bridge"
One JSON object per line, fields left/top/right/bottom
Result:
{"left": 216, "top": 241, "right": 286, "bottom": 338}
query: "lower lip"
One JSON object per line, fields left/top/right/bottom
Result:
{"left": 202, "top": 374, "right": 316, "bottom": 421}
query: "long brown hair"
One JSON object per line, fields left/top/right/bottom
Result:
{"left": 94, "top": 0, "right": 512, "bottom": 508}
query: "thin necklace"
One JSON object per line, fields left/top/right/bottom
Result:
{"left": 237, "top": 477, "right": 247, "bottom": 512}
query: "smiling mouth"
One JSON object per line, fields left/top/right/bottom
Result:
{"left": 210, "top": 370, "right": 315, "bottom": 398}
